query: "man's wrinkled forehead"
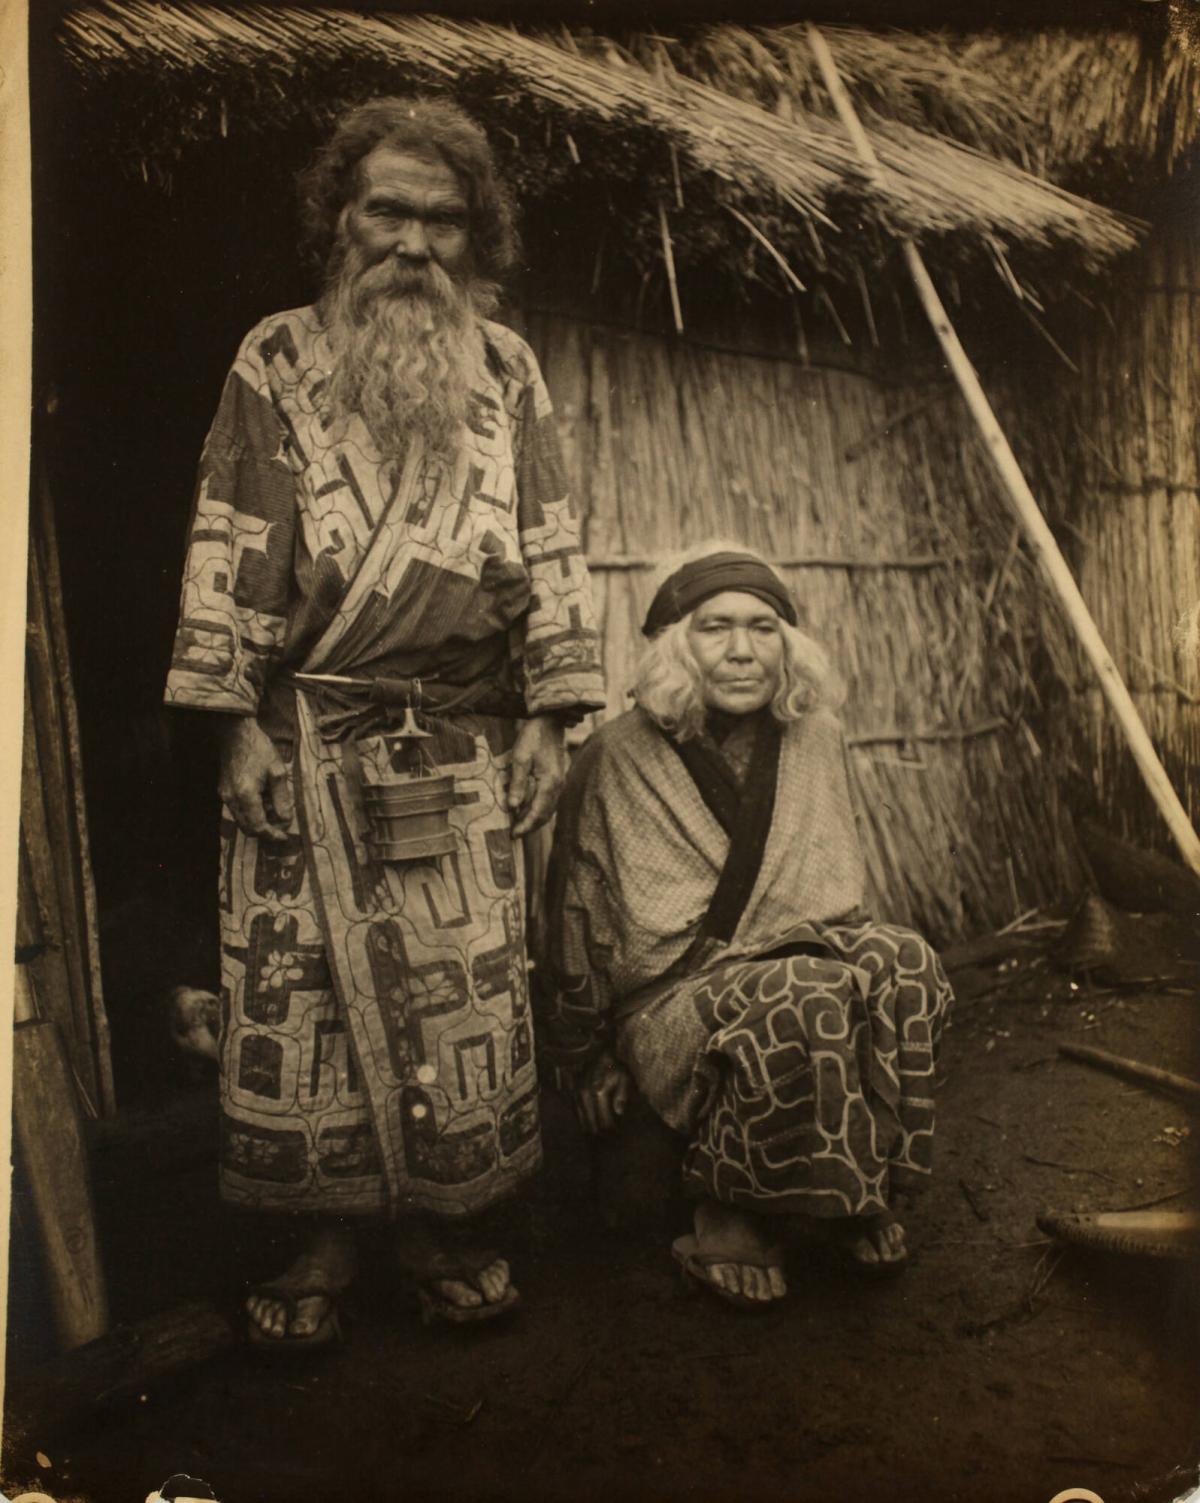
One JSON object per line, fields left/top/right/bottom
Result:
{"left": 351, "top": 144, "right": 467, "bottom": 210}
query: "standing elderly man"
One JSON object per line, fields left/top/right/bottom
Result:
{"left": 543, "top": 542, "right": 951, "bottom": 1309}
{"left": 166, "top": 97, "right": 604, "bottom": 1345}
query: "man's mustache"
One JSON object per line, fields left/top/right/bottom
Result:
{"left": 350, "top": 255, "right": 458, "bottom": 311}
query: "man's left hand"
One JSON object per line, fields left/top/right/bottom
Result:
{"left": 508, "top": 714, "right": 567, "bottom": 837}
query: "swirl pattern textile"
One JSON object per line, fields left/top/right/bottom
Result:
{"left": 618, "top": 922, "right": 951, "bottom": 1215}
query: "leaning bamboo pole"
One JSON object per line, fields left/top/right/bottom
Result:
{"left": 807, "top": 24, "right": 1200, "bottom": 877}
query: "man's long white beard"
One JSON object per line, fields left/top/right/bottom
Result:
{"left": 320, "top": 242, "right": 497, "bottom": 464}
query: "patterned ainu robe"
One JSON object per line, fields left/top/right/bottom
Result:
{"left": 166, "top": 306, "right": 605, "bottom": 1218}
{"left": 543, "top": 707, "right": 953, "bottom": 1217}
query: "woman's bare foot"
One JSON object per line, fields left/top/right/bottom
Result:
{"left": 832, "top": 1210, "right": 908, "bottom": 1271}
{"left": 690, "top": 1200, "right": 787, "bottom": 1305}
{"left": 246, "top": 1222, "right": 357, "bottom": 1341}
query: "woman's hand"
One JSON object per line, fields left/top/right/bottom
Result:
{"left": 573, "top": 1048, "right": 633, "bottom": 1135}
{"left": 217, "top": 716, "right": 294, "bottom": 843}
{"left": 508, "top": 714, "right": 567, "bottom": 837}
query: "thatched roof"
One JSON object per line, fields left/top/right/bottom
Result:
{"left": 57, "top": 1, "right": 1169, "bottom": 300}
{"left": 643, "top": 25, "right": 1199, "bottom": 183}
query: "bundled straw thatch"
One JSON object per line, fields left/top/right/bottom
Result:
{"left": 640, "top": 25, "right": 1200, "bottom": 185}
{"left": 1047, "top": 224, "right": 1200, "bottom": 848}
{"left": 59, "top": 1, "right": 1147, "bottom": 296}
{"left": 957, "top": 30, "right": 1200, "bottom": 181}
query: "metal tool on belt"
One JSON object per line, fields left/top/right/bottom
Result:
{"left": 294, "top": 673, "right": 520, "bottom": 863}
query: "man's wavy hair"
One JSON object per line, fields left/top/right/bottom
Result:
{"left": 298, "top": 96, "right": 520, "bottom": 279}
{"left": 633, "top": 540, "right": 843, "bottom": 742}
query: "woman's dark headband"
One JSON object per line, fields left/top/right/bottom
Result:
{"left": 642, "top": 552, "right": 797, "bottom": 637}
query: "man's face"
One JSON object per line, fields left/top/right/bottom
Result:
{"left": 342, "top": 146, "right": 471, "bottom": 281}
{"left": 686, "top": 590, "right": 785, "bottom": 716}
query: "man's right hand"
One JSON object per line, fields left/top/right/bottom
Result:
{"left": 573, "top": 1048, "right": 632, "bottom": 1135}
{"left": 217, "top": 716, "right": 295, "bottom": 843}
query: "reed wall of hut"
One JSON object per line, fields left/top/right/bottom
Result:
{"left": 1051, "top": 220, "right": 1200, "bottom": 851}
{"left": 517, "top": 294, "right": 1085, "bottom": 945}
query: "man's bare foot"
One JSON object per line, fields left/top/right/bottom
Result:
{"left": 687, "top": 1200, "right": 787, "bottom": 1305}
{"left": 246, "top": 1223, "right": 357, "bottom": 1341}
{"left": 394, "top": 1221, "right": 517, "bottom": 1319}
{"left": 429, "top": 1256, "right": 512, "bottom": 1313}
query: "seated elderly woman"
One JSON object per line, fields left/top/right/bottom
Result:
{"left": 541, "top": 541, "right": 953, "bottom": 1309}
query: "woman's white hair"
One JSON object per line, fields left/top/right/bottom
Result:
{"left": 632, "top": 539, "right": 843, "bottom": 741}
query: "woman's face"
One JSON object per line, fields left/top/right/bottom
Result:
{"left": 686, "top": 590, "right": 784, "bottom": 716}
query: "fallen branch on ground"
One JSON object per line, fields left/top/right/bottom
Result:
{"left": 1022, "top": 1152, "right": 1115, "bottom": 1180}
{"left": 4, "top": 1301, "right": 234, "bottom": 1445}
{"left": 1105, "top": 1187, "right": 1188, "bottom": 1214}
{"left": 1058, "top": 1042, "right": 1200, "bottom": 1104}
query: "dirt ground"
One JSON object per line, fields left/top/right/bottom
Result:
{"left": 5, "top": 944, "right": 1199, "bottom": 1503}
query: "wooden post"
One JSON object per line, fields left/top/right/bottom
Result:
{"left": 806, "top": 23, "right": 1200, "bottom": 878}
{"left": 24, "top": 461, "right": 115, "bottom": 1115}
{"left": 13, "top": 964, "right": 109, "bottom": 1350}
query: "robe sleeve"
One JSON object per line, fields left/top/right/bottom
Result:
{"left": 164, "top": 330, "right": 298, "bottom": 715}
{"left": 538, "top": 735, "right": 617, "bottom": 1074}
{"left": 508, "top": 345, "right": 606, "bottom": 719}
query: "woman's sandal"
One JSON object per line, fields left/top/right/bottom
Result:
{"left": 671, "top": 1234, "right": 785, "bottom": 1313}
{"left": 245, "top": 1284, "right": 346, "bottom": 1352}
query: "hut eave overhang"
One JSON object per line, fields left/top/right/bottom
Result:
{"left": 57, "top": 1, "right": 1147, "bottom": 290}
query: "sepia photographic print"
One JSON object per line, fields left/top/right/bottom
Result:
{"left": 5, "top": 1, "right": 1200, "bottom": 1500}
